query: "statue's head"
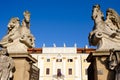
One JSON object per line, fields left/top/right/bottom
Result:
{"left": 93, "top": 4, "right": 100, "bottom": 10}
{"left": 92, "top": 4, "right": 104, "bottom": 20}
{"left": 23, "top": 11, "right": 30, "bottom": 22}
{"left": 7, "top": 17, "right": 20, "bottom": 33}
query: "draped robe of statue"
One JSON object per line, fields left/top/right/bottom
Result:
{"left": 0, "top": 48, "right": 15, "bottom": 80}
{"left": 109, "top": 49, "right": 120, "bottom": 80}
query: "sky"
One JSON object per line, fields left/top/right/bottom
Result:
{"left": 0, "top": 0, "right": 120, "bottom": 48}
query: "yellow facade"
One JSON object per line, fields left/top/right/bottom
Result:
{"left": 32, "top": 47, "right": 90, "bottom": 80}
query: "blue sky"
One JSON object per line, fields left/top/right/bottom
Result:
{"left": 0, "top": 0, "right": 120, "bottom": 48}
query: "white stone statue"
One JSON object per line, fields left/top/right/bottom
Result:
{"left": 89, "top": 5, "right": 120, "bottom": 80}
{"left": 0, "top": 48, "right": 15, "bottom": 80}
{"left": 0, "top": 11, "right": 35, "bottom": 53}
{"left": 0, "top": 17, "right": 21, "bottom": 48}
{"left": 108, "top": 49, "right": 120, "bottom": 80}
{"left": 20, "top": 11, "right": 35, "bottom": 48}
{"left": 89, "top": 4, "right": 120, "bottom": 50}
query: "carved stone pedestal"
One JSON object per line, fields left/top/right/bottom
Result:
{"left": 87, "top": 51, "right": 115, "bottom": 80}
{"left": 9, "top": 53, "right": 37, "bottom": 80}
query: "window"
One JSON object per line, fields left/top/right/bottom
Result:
{"left": 68, "top": 59, "right": 73, "bottom": 62}
{"left": 46, "top": 68, "right": 50, "bottom": 75}
{"left": 68, "top": 68, "right": 72, "bottom": 75}
{"left": 57, "top": 69, "right": 62, "bottom": 77}
{"left": 47, "top": 59, "right": 50, "bottom": 62}
{"left": 56, "top": 59, "right": 62, "bottom": 62}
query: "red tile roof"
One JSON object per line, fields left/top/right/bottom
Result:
{"left": 28, "top": 48, "right": 96, "bottom": 54}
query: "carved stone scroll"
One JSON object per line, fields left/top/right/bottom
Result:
{"left": 89, "top": 4, "right": 120, "bottom": 51}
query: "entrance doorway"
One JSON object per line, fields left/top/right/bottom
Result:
{"left": 57, "top": 69, "right": 62, "bottom": 77}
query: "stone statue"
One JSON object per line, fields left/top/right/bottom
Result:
{"left": 0, "top": 48, "right": 15, "bottom": 80}
{"left": 109, "top": 49, "right": 120, "bottom": 80}
{"left": 0, "top": 17, "right": 21, "bottom": 48}
{"left": 89, "top": 4, "right": 120, "bottom": 50}
{"left": 89, "top": 4, "right": 120, "bottom": 80}
{"left": 0, "top": 11, "right": 35, "bottom": 53}
{"left": 105, "top": 9, "right": 120, "bottom": 31}
{"left": 20, "top": 11, "right": 35, "bottom": 48}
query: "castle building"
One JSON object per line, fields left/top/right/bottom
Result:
{"left": 28, "top": 45, "right": 95, "bottom": 80}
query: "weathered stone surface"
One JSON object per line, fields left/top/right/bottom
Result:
{"left": 0, "top": 11, "right": 35, "bottom": 53}
{"left": 87, "top": 51, "right": 114, "bottom": 80}
{"left": 89, "top": 4, "right": 120, "bottom": 51}
{"left": 108, "top": 49, "right": 120, "bottom": 80}
{"left": 0, "top": 11, "right": 38, "bottom": 80}
{"left": 9, "top": 53, "right": 37, "bottom": 80}
{"left": 0, "top": 48, "right": 15, "bottom": 80}
{"left": 88, "top": 4, "right": 120, "bottom": 80}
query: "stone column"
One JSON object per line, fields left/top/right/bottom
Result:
{"left": 9, "top": 53, "right": 37, "bottom": 80}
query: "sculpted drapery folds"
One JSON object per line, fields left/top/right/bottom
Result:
{"left": 89, "top": 4, "right": 120, "bottom": 50}
{"left": 0, "top": 11, "right": 35, "bottom": 53}
{"left": 0, "top": 48, "right": 15, "bottom": 80}
{"left": 109, "top": 49, "right": 120, "bottom": 80}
